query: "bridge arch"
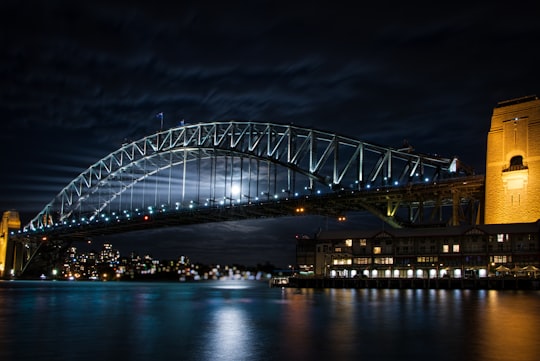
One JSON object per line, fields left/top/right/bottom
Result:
{"left": 26, "top": 121, "right": 462, "bottom": 231}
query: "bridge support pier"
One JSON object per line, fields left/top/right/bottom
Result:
{"left": 0, "top": 210, "right": 21, "bottom": 279}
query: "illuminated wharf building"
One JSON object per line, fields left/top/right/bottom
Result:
{"left": 298, "top": 222, "right": 539, "bottom": 278}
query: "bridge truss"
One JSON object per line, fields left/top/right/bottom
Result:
{"left": 23, "top": 121, "right": 474, "bottom": 235}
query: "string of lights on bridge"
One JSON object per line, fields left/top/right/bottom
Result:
{"left": 16, "top": 171, "right": 439, "bottom": 237}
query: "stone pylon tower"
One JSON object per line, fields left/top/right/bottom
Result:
{"left": 0, "top": 210, "right": 21, "bottom": 278}
{"left": 485, "top": 95, "right": 540, "bottom": 224}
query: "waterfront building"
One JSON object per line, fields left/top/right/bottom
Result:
{"left": 296, "top": 96, "right": 540, "bottom": 279}
{"left": 296, "top": 221, "right": 540, "bottom": 278}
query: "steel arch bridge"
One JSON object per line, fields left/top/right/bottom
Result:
{"left": 24, "top": 121, "right": 476, "bottom": 235}
{"left": 3, "top": 121, "right": 485, "bottom": 277}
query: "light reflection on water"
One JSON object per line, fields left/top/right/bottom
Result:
{"left": 1, "top": 280, "right": 539, "bottom": 361}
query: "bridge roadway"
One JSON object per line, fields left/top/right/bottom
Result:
{"left": 12, "top": 175, "right": 485, "bottom": 243}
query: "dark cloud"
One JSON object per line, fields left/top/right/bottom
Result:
{"left": 1, "top": 1, "right": 539, "bottom": 265}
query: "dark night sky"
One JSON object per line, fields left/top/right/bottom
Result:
{"left": 1, "top": 1, "right": 539, "bottom": 267}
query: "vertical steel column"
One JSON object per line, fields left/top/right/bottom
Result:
{"left": 247, "top": 157, "right": 252, "bottom": 202}
{"left": 229, "top": 155, "right": 234, "bottom": 205}
{"left": 142, "top": 158, "right": 147, "bottom": 209}
{"left": 197, "top": 149, "right": 201, "bottom": 204}
{"left": 267, "top": 159, "right": 271, "bottom": 200}
{"left": 387, "top": 149, "right": 392, "bottom": 184}
{"left": 167, "top": 152, "right": 172, "bottom": 206}
{"left": 358, "top": 143, "right": 364, "bottom": 189}
{"left": 209, "top": 152, "right": 215, "bottom": 206}
{"left": 287, "top": 126, "right": 292, "bottom": 195}
{"left": 256, "top": 159, "right": 260, "bottom": 200}
{"left": 154, "top": 163, "right": 159, "bottom": 207}
{"left": 118, "top": 167, "right": 123, "bottom": 214}
{"left": 182, "top": 149, "right": 187, "bottom": 206}
{"left": 309, "top": 130, "right": 315, "bottom": 191}
{"left": 239, "top": 156, "right": 244, "bottom": 203}
{"left": 333, "top": 137, "right": 338, "bottom": 186}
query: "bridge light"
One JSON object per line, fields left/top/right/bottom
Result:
{"left": 143, "top": 215, "right": 150, "bottom": 221}
{"left": 424, "top": 177, "right": 429, "bottom": 182}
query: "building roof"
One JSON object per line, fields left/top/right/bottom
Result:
{"left": 315, "top": 220, "right": 540, "bottom": 240}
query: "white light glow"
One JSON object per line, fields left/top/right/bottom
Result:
{"left": 407, "top": 269, "right": 414, "bottom": 278}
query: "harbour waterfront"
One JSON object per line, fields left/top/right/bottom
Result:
{"left": 285, "top": 276, "right": 540, "bottom": 290}
{"left": 1, "top": 280, "right": 540, "bottom": 361}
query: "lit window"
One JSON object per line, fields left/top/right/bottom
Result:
{"left": 360, "top": 239, "right": 367, "bottom": 246}
{"left": 453, "top": 244, "right": 460, "bottom": 253}
{"left": 373, "top": 246, "right": 381, "bottom": 254}
{"left": 345, "top": 239, "right": 352, "bottom": 247}
{"left": 335, "top": 247, "right": 342, "bottom": 252}
{"left": 374, "top": 257, "right": 393, "bottom": 264}
{"left": 354, "top": 257, "right": 371, "bottom": 265}
{"left": 493, "top": 255, "right": 507, "bottom": 263}
{"left": 333, "top": 258, "right": 352, "bottom": 265}
{"left": 497, "top": 234, "right": 505, "bottom": 243}
{"left": 443, "top": 245, "right": 449, "bottom": 253}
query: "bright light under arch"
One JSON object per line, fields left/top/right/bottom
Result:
{"left": 231, "top": 185, "right": 241, "bottom": 196}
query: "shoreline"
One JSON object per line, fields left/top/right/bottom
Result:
{"left": 281, "top": 276, "right": 540, "bottom": 290}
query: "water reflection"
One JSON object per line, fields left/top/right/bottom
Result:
{"left": 471, "top": 291, "right": 540, "bottom": 361}
{"left": 1, "top": 281, "right": 539, "bottom": 361}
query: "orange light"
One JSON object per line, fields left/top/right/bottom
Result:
{"left": 143, "top": 215, "right": 149, "bottom": 221}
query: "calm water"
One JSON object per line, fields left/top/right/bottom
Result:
{"left": 1, "top": 280, "right": 539, "bottom": 361}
